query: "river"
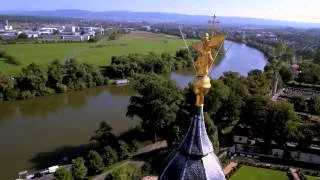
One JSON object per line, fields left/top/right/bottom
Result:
{"left": 0, "top": 41, "right": 266, "bottom": 180}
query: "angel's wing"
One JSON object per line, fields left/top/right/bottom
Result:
{"left": 208, "top": 34, "right": 225, "bottom": 49}
{"left": 192, "top": 41, "right": 204, "bottom": 53}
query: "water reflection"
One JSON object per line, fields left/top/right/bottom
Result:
{"left": 172, "top": 41, "right": 267, "bottom": 88}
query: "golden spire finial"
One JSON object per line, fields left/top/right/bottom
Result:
{"left": 192, "top": 14, "right": 225, "bottom": 106}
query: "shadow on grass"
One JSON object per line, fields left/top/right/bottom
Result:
{"left": 29, "top": 143, "right": 97, "bottom": 170}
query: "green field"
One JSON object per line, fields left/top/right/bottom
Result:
{"left": 230, "top": 166, "right": 287, "bottom": 180}
{"left": 307, "top": 176, "right": 320, "bottom": 180}
{"left": 0, "top": 31, "right": 196, "bottom": 74}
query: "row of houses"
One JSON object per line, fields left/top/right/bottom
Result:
{"left": 230, "top": 134, "right": 320, "bottom": 165}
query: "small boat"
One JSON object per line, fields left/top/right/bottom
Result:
{"left": 114, "top": 79, "right": 129, "bottom": 85}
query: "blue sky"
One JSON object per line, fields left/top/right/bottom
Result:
{"left": 1, "top": 0, "right": 319, "bottom": 23}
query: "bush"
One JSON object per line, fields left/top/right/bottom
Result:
{"left": 71, "top": 157, "right": 87, "bottom": 180}
{"left": 101, "top": 146, "right": 118, "bottom": 167}
{"left": 54, "top": 167, "right": 73, "bottom": 180}
{"left": 43, "top": 88, "right": 56, "bottom": 96}
{"left": 105, "top": 163, "right": 141, "bottom": 180}
{"left": 279, "top": 65, "right": 294, "bottom": 83}
{"left": 117, "top": 140, "right": 131, "bottom": 160}
{"left": 56, "top": 83, "right": 68, "bottom": 93}
{"left": 86, "top": 150, "right": 104, "bottom": 175}
{"left": 308, "top": 96, "right": 320, "bottom": 115}
{"left": 141, "top": 162, "right": 155, "bottom": 177}
{"left": 128, "top": 140, "right": 139, "bottom": 153}
{"left": 19, "top": 90, "right": 34, "bottom": 99}
{"left": 291, "top": 96, "right": 307, "bottom": 112}
{"left": 0, "top": 50, "right": 7, "bottom": 58}
{"left": 104, "top": 77, "right": 110, "bottom": 85}
{"left": 6, "top": 55, "right": 19, "bottom": 65}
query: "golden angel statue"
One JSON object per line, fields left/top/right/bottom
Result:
{"left": 192, "top": 33, "right": 225, "bottom": 76}
{"left": 191, "top": 14, "right": 226, "bottom": 106}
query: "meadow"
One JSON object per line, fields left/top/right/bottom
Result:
{"left": 0, "top": 31, "right": 196, "bottom": 74}
{"left": 229, "top": 166, "right": 288, "bottom": 180}
{"left": 307, "top": 176, "right": 320, "bottom": 180}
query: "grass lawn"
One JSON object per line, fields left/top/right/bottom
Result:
{"left": 307, "top": 176, "right": 320, "bottom": 180}
{"left": 0, "top": 31, "right": 196, "bottom": 74}
{"left": 230, "top": 166, "right": 287, "bottom": 180}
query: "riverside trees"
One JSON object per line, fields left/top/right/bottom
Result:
{"left": 0, "top": 59, "right": 107, "bottom": 101}
{"left": 126, "top": 71, "right": 308, "bottom": 149}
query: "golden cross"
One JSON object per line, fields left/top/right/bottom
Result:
{"left": 208, "top": 14, "right": 220, "bottom": 35}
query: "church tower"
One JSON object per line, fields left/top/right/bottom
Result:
{"left": 159, "top": 15, "right": 226, "bottom": 180}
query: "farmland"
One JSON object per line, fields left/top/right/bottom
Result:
{"left": 0, "top": 31, "right": 196, "bottom": 74}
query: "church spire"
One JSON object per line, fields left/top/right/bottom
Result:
{"left": 159, "top": 14, "right": 226, "bottom": 180}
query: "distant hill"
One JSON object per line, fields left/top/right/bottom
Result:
{"left": 1, "top": 9, "right": 320, "bottom": 28}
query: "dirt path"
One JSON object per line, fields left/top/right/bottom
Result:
{"left": 289, "top": 168, "right": 300, "bottom": 180}
{"left": 223, "top": 162, "right": 238, "bottom": 176}
{"left": 92, "top": 141, "right": 167, "bottom": 180}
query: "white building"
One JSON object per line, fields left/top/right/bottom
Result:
{"left": 23, "top": 30, "right": 39, "bottom": 38}
{"left": 230, "top": 134, "right": 320, "bottom": 165}
{"left": 0, "top": 20, "right": 13, "bottom": 31}
{"left": 39, "top": 27, "right": 58, "bottom": 35}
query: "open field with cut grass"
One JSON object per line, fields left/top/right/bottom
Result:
{"left": 229, "top": 166, "right": 287, "bottom": 180}
{"left": 307, "top": 176, "right": 320, "bottom": 180}
{"left": 0, "top": 31, "right": 196, "bottom": 74}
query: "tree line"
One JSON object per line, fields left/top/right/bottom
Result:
{"left": 0, "top": 60, "right": 106, "bottom": 101}
{"left": 101, "top": 48, "right": 197, "bottom": 79}
{"left": 0, "top": 46, "right": 198, "bottom": 102}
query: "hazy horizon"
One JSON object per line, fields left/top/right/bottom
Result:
{"left": 1, "top": 0, "right": 319, "bottom": 24}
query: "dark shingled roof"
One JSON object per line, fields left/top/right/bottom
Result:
{"left": 159, "top": 106, "right": 225, "bottom": 180}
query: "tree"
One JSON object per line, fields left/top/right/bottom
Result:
{"left": 247, "top": 69, "right": 271, "bottom": 95}
{"left": 220, "top": 71, "right": 249, "bottom": 98}
{"left": 314, "top": 51, "right": 320, "bottom": 64}
{"left": 297, "top": 62, "right": 320, "bottom": 84}
{"left": 291, "top": 96, "right": 307, "bottom": 112}
{"left": 54, "top": 167, "right": 73, "bottom": 180}
{"left": 269, "top": 101, "right": 299, "bottom": 144}
{"left": 205, "top": 79, "right": 231, "bottom": 115}
{"left": 0, "top": 71, "right": 17, "bottom": 101}
{"left": 18, "top": 33, "right": 28, "bottom": 39}
{"left": 240, "top": 95, "right": 271, "bottom": 140}
{"left": 101, "top": 146, "right": 118, "bottom": 166}
{"left": 308, "top": 96, "right": 320, "bottom": 115}
{"left": 117, "top": 140, "right": 130, "bottom": 160}
{"left": 204, "top": 113, "right": 219, "bottom": 153}
{"left": 86, "top": 150, "right": 104, "bottom": 175}
{"left": 17, "top": 63, "right": 50, "bottom": 96}
{"left": 268, "top": 43, "right": 287, "bottom": 95}
{"left": 47, "top": 60, "right": 66, "bottom": 90}
{"left": 240, "top": 96, "right": 299, "bottom": 145}
{"left": 279, "top": 65, "right": 294, "bottom": 83}
{"left": 106, "top": 163, "right": 141, "bottom": 180}
{"left": 90, "top": 121, "right": 117, "bottom": 147}
{"left": 215, "top": 94, "right": 242, "bottom": 131}
{"left": 71, "top": 157, "right": 87, "bottom": 180}
{"left": 127, "top": 74, "right": 183, "bottom": 143}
